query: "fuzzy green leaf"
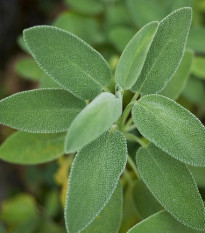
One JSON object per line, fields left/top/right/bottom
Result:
{"left": 82, "top": 182, "right": 123, "bottom": 233}
{"left": 65, "top": 92, "right": 122, "bottom": 153}
{"left": 191, "top": 56, "right": 205, "bottom": 79}
{"left": 132, "top": 179, "right": 162, "bottom": 220}
{"left": 128, "top": 210, "right": 205, "bottom": 233}
{"left": 132, "top": 94, "right": 205, "bottom": 166}
{"left": 65, "top": 130, "right": 127, "bottom": 233}
{"left": 115, "top": 22, "right": 159, "bottom": 90}
{"left": 0, "top": 132, "right": 65, "bottom": 164}
{"left": 17, "top": 35, "right": 29, "bottom": 53}
{"left": 15, "top": 57, "right": 46, "bottom": 81}
{"left": 23, "top": 26, "right": 111, "bottom": 100}
{"left": 189, "top": 166, "right": 205, "bottom": 188}
{"left": 131, "top": 7, "right": 192, "bottom": 95}
{"left": 136, "top": 143, "right": 205, "bottom": 230}
{"left": 0, "top": 89, "right": 85, "bottom": 133}
{"left": 160, "top": 50, "right": 193, "bottom": 100}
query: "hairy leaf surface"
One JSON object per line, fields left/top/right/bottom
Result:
{"left": 132, "top": 94, "right": 205, "bottom": 166}
{"left": 0, "top": 89, "right": 85, "bottom": 133}
{"left": 0, "top": 132, "right": 65, "bottom": 164}
{"left": 115, "top": 22, "right": 159, "bottom": 90}
{"left": 65, "top": 130, "right": 127, "bottom": 233}
{"left": 65, "top": 92, "right": 122, "bottom": 153}
{"left": 132, "top": 179, "right": 162, "bottom": 220}
{"left": 160, "top": 50, "right": 193, "bottom": 100}
{"left": 136, "top": 143, "right": 205, "bottom": 230}
{"left": 131, "top": 7, "right": 192, "bottom": 95}
{"left": 128, "top": 210, "right": 204, "bottom": 233}
{"left": 82, "top": 182, "right": 122, "bottom": 233}
{"left": 23, "top": 26, "right": 111, "bottom": 100}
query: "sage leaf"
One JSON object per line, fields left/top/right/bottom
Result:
{"left": 131, "top": 7, "right": 192, "bottom": 95}
{"left": 0, "top": 132, "right": 65, "bottom": 164}
{"left": 136, "top": 143, "right": 205, "bottom": 230}
{"left": 128, "top": 210, "right": 205, "bottom": 233}
{"left": 132, "top": 94, "right": 205, "bottom": 166}
{"left": 23, "top": 26, "right": 111, "bottom": 100}
{"left": 115, "top": 22, "right": 159, "bottom": 90}
{"left": 189, "top": 166, "right": 205, "bottom": 188}
{"left": 132, "top": 179, "right": 162, "bottom": 220}
{"left": 17, "top": 35, "right": 29, "bottom": 53}
{"left": 65, "top": 92, "right": 122, "bottom": 153}
{"left": 191, "top": 56, "right": 205, "bottom": 79}
{"left": 65, "top": 130, "right": 127, "bottom": 233}
{"left": 15, "top": 57, "right": 46, "bottom": 81}
{"left": 160, "top": 50, "right": 193, "bottom": 100}
{"left": 0, "top": 89, "right": 85, "bottom": 133}
{"left": 82, "top": 182, "right": 123, "bottom": 233}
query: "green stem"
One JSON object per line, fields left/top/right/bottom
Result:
{"left": 125, "top": 133, "right": 147, "bottom": 148}
{"left": 103, "top": 86, "right": 111, "bottom": 93}
{"left": 120, "top": 91, "right": 140, "bottom": 130}
{"left": 127, "top": 155, "right": 141, "bottom": 179}
{"left": 123, "top": 168, "right": 133, "bottom": 185}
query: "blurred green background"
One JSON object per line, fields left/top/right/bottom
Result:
{"left": 0, "top": 0, "right": 205, "bottom": 232}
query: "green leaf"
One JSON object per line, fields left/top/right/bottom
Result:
{"left": 132, "top": 179, "right": 162, "bottom": 220}
{"left": 65, "top": 92, "right": 122, "bottom": 153}
{"left": 82, "top": 182, "right": 123, "bottom": 233}
{"left": 189, "top": 166, "right": 205, "bottom": 188}
{"left": 17, "top": 35, "right": 29, "bottom": 53}
{"left": 136, "top": 143, "right": 205, "bottom": 230}
{"left": 65, "top": 0, "right": 104, "bottom": 15}
{"left": 53, "top": 12, "right": 101, "bottom": 45}
{"left": 39, "top": 76, "right": 61, "bottom": 88}
{"left": 187, "top": 27, "right": 205, "bottom": 53}
{"left": 131, "top": 7, "right": 192, "bottom": 95}
{"left": 115, "top": 22, "right": 159, "bottom": 90}
{"left": 65, "top": 130, "right": 127, "bottom": 233}
{"left": 132, "top": 94, "right": 205, "bottom": 166}
{"left": 160, "top": 50, "right": 193, "bottom": 100}
{"left": 108, "top": 27, "right": 136, "bottom": 53}
{"left": 182, "top": 76, "right": 205, "bottom": 106}
{"left": 0, "top": 89, "right": 85, "bottom": 133}
{"left": 0, "top": 132, "right": 65, "bottom": 164}
{"left": 128, "top": 210, "right": 205, "bottom": 233}
{"left": 23, "top": 26, "right": 111, "bottom": 100}
{"left": 15, "top": 57, "right": 46, "bottom": 81}
{"left": 127, "top": 0, "right": 165, "bottom": 27}
{"left": 191, "top": 56, "right": 205, "bottom": 79}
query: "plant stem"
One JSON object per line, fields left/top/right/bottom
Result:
{"left": 123, "top": 168, "right": 133, "bottom": 185}
{"left": 103, "top": 86, "right": 111, "bottom": 92}
{"left": 125, "top": 133, "right": 147, "bottom": 148}
{"left": 127, "top": 155, "right": 141, "bottom": 179}
{"left": 120, "top": 91, "right": 140, "bottom": 130}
